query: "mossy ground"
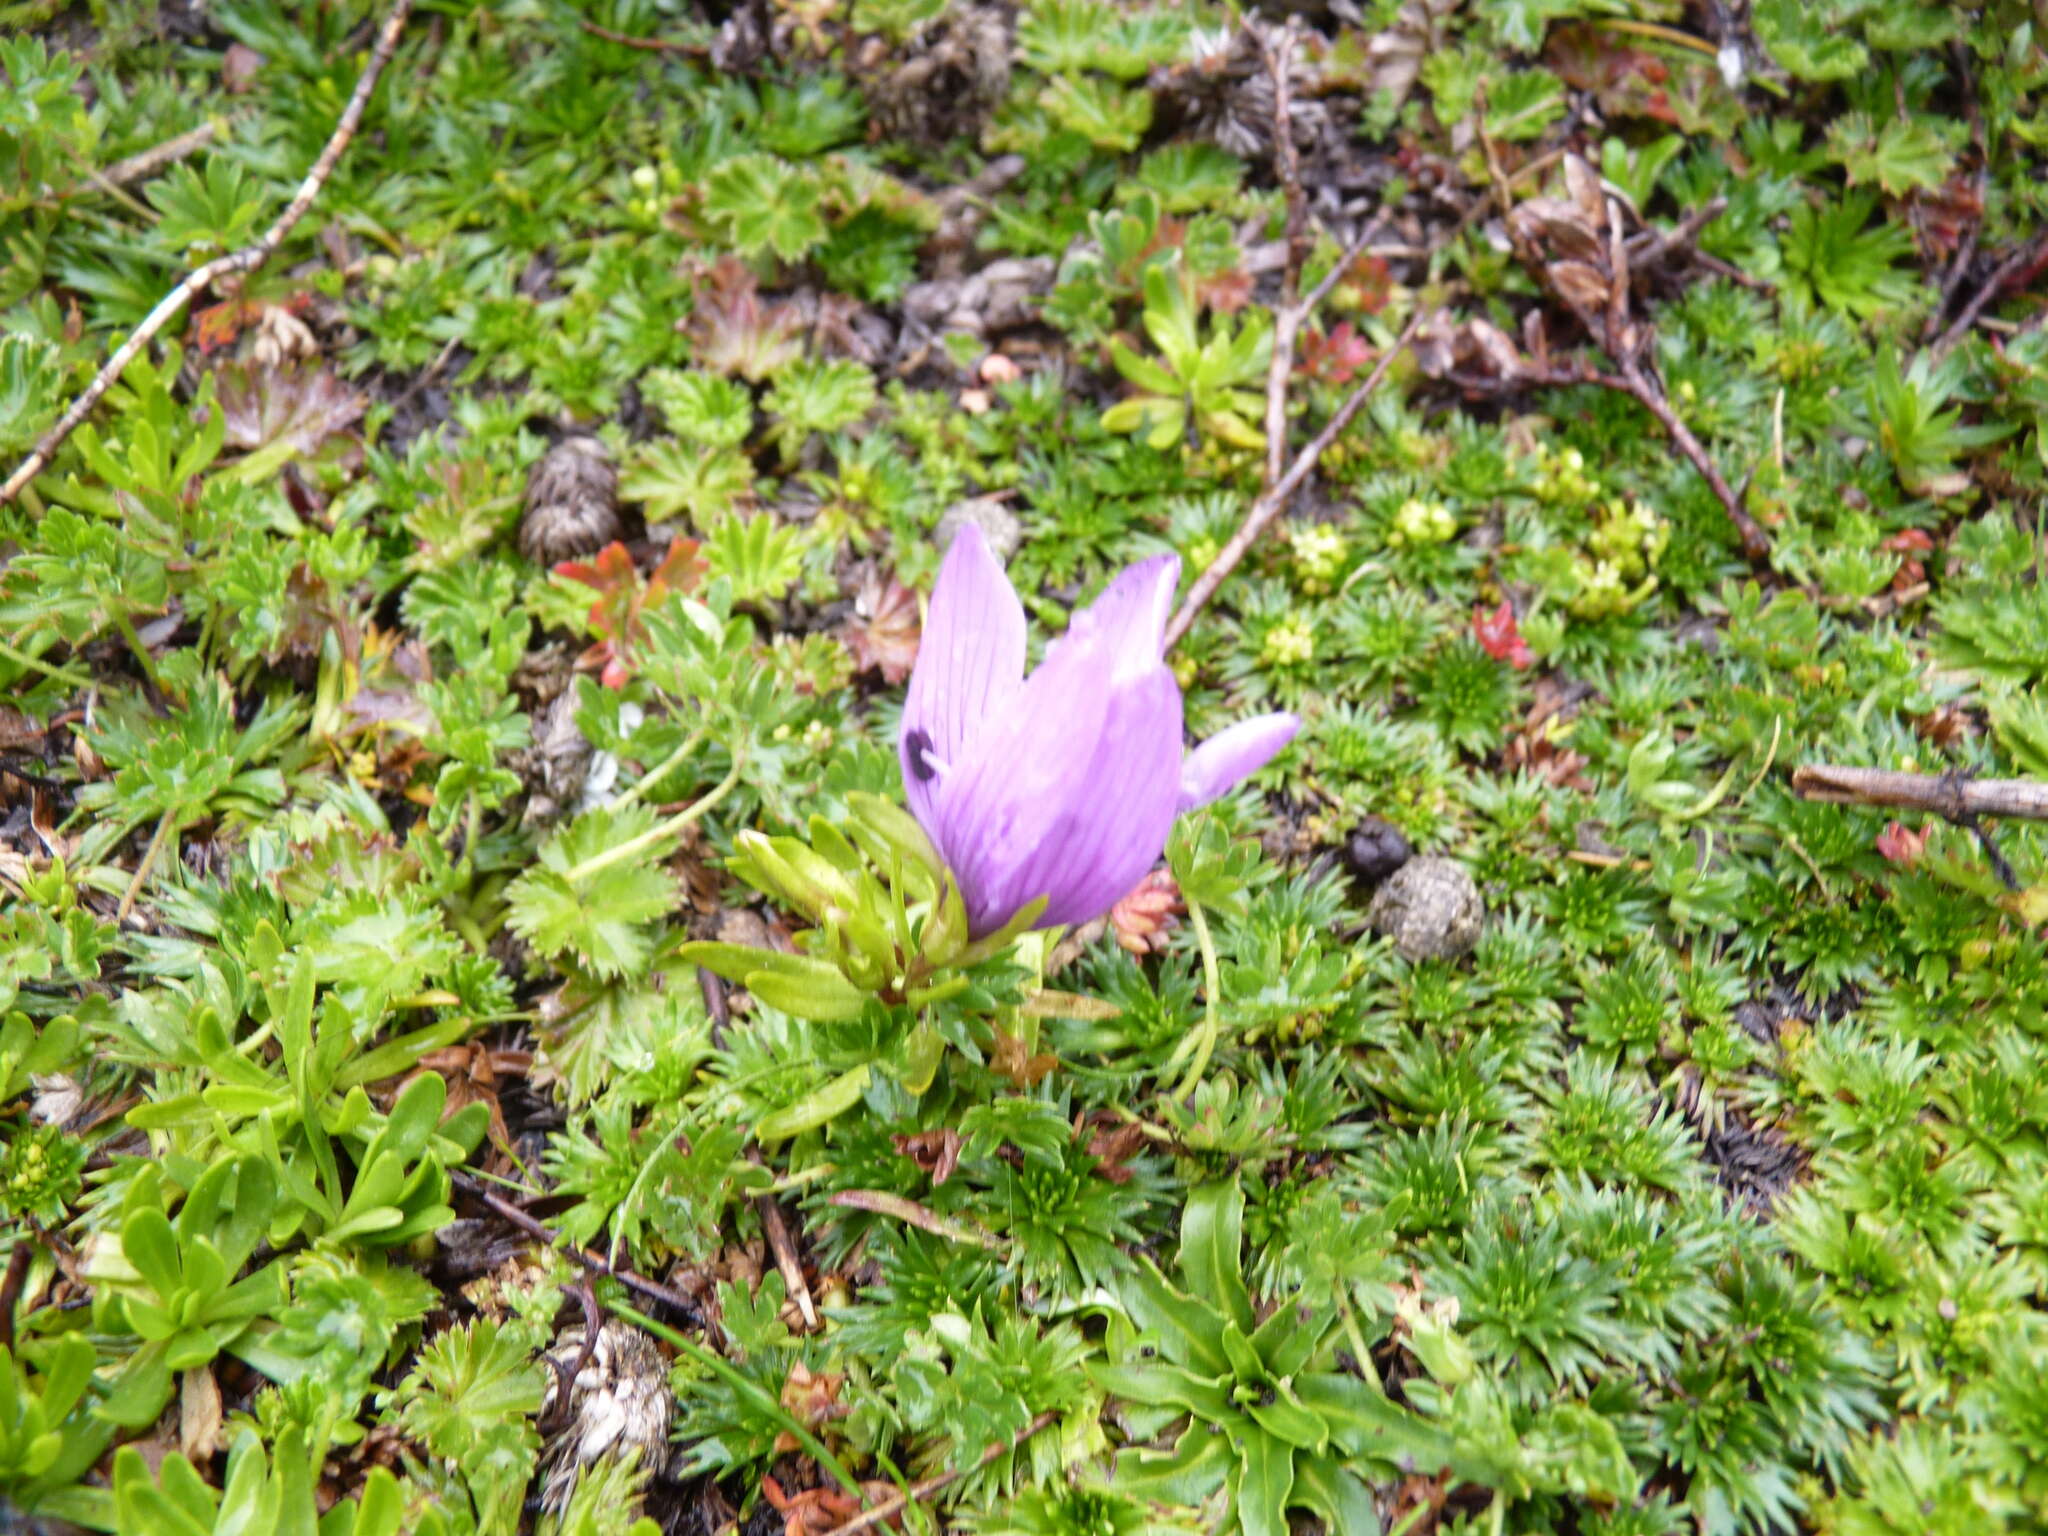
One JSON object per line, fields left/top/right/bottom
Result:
{"left": 3, "top": 2, "right": 2048, "bottom": 1533}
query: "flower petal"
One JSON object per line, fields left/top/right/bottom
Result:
{"left": 1066, "top": 553, "right": 1179, "bottom": 675}
{"left": 899, "top": 523, "right": 1026, "bottom": 833}
{"left": 961, "top": 664, "right": 1184, "bottom": 935}
{"left": 1179, "top": 713, "right": 1300, "bottom": 811}
{"left": 1026, "top": 667, "right": 1185, "bottom": 929}
{"left": 935, "top": 610, "right": 1184, "bottom": 935}
{"left": 931, "top": 615, "right": 1117, "bottom": 932}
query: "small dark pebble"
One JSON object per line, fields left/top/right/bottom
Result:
{"left": 1344, "top": 816, "right": 1412, "bottom": 885}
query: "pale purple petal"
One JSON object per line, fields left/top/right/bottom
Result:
{"left": 1179, "top": 713, "right": 1301, "bottom": 811}
{"left": 929, "top": 616, "right": 1117, "bottom": 933}
{"left": 972, "top": 666, "right": 1184, "bottom": 933}
{"left": 1064, "top": 553, "right": 1179, "bottom": 674}
{"left": 897, "top": 537, "right": 1301, "bottom": 939}
{"left": 1038, "top": 668, "right": 1184, "bottom": 927}
{"left": 900, "top": 523, "right": 1025, "bottom": 832}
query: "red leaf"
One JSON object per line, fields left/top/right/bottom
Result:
{"left": 1474, "top": 601, "right": 1534, "bottom": 669}
{"left": 841, "top": 567, "right": 921, "bottom": 684}
{"left": 1298, "top": 322, "right": 1374, "bottom": 385}
{"left": 1876, "top": 821, "right": 1926, "bottom": 866}
{"left": 556, "top": 540, "right": 704, "bottom": 688}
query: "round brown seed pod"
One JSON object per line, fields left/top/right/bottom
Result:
{"left": 519, "top": 435, "right": 620, "bottom": 566}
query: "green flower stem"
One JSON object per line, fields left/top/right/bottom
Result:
{"left": 1333, "top": 1285, "right": 1382, "bottom": 1389}
{"left": 609, "top": 1300, "right": 863, "bottom": 1497}
{"left": 766, "top": 1163, "right": 836, "bottom": 1196}
{"left": 108, "top": 606, "right": 162, "bottom": 693}
{"left": 1168, "top": 894, "right": 1223, "bottom": 1099}
{"left": 0, "top": 636, "right": 92, "bottom": 689}
{"left": 609, "top": 1101, "right": 693, "bottom": 1271}
{"left": 614, "top": 724, "right": 709, "bottom": 809}
{"left": 560, "top": 745, "right": 746, "bottom": 885}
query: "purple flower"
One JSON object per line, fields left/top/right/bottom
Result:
{"left": 900, "top": 526, "right": 1299, "bottom": 937}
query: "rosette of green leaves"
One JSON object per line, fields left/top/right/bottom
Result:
{"left": 111, "top": 1425, "right": 444, "bottom": 1536}
{"left": 681, "top": 792, "right": 1042, "bottom": 1024}
{"left": 0, "top": 1335, "right": 112, "bottom": 1526}
{"left": 88, "top": 1155, "right": 288, "bottom": 1427}
{"left": 1096, "top": 1177, "right": 1454, "bottom": 1536}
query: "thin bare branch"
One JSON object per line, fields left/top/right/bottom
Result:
{"left": 754, "top": 1183, "right": 819, "bottom": 1331}
{"left": 1932, "top": 229, "right": 2048, "bottom": 357}
{"left": 451, "top": 1170, "right": 707, "bottom": 1320}
{"left": 0, "top": 0, "right": 414, "bottom": 508}
{"left": 103, "top": 120, "right": 224, "bottom": 188}
{"left": 577, "top": 17, "right": 709, "bottom": 54}
{"left": 1791, "top": 764, "right": 2048, "bottom": 822}
{"left": 1469, "top": 117, "right": 1770, "bottom": 560}
{"left": 1258, "top": 21, "right": 1308, "bottom": 489}
{"left": 1518, "top": 358, "right": 1772, "bottom": 558}
{"left": 1165, "top": 307, "right": 1428, "bottom": 650}
{"left": 827, "top": 1411, "right": 1060, "bottom": 1536}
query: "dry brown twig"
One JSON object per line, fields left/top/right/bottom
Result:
{"left": 102, "top": 120, "right": 225, "bottom": 188}
{"left": 0, "top": 1234, "right": 35, "bottom": 1354}
{"left": 825, "top": 1411, "right": 1060, "bottom": 1536}
{"left": 751, "top": 1163, "right": 820, "bottom": 1331}
{"left": 451, "top": 1169, "right": 707, "bottom": 1321}
{"left": 1791, "top": 764, "right": 2048, "bottom": 823}
{"left": 0, "top": 0, "right": 415, "bottom": 508}
{"left": 1257, "top": 20, "right": 1310, "bottom": 488}
{"left": 1165, "top": 307, "right": 1428, "bottom": 650}
{"left": 576, "top": 17, "right": 710, "bottom": 54}
{"left": 1165, "top": 24, "right": 1412, "bottom": 649}
{"left": 1468, "top": 113, "right": 1770, "bottom": 559}
{"left": 1931, "top": 228, "right": 2048, "bottom": 358}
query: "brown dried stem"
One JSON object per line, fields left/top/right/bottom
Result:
{"left": 103, "top": 121, "right": 224, "bottom": 188}
{"left": 0, "top": 1233, "right": 34, "bottom": 1354}
{"left": 1790, "top": 764, "right": 2048, "bottom": 822}
{"left": 1932, "top": 229, "right": 2048, "bottom": 357}
{"left": 577, "top": 17, "right": 709, "bottom": 54}
{"left": 826, "top": 1411, "right": 1060, "bottom": 1536}
{"left": 1258, "top": 20, "right": 1310, "bottom": 488}
{"left": 0, "top": 0, "right": 414, "bottom": 508}
{"left": 754, "top": 1181, "right": 819, "bottom": 1331}
{"left": 1472, "top": 108, "right": 1769, "bottom": 559}
{"left": 451, "top": 1170, "right": 706, "bottom": 1320}
{"left": 1515, "top": 357, "right": 1770, "bottom": 559}
{"left": 1165, "top": 307, "right": 1428, "bottom": 651}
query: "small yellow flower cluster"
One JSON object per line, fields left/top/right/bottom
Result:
{"left": 1261, "top": 614, "right": 1316, "bottom": 667}
{"left": 1530, "top": 443, "right": 1599, "bottom": 506}
{"left": 1568, "top": 498, "right": 1670, "bottom": 620}
{"left": 1388, "top": 497, "right": 1458, "bottom": 548}
{"left": 1289, "top": 523, "right": 1349, "bottom": 594}
{"left": 625, "top": 161, "right": 683, "bottom": 223}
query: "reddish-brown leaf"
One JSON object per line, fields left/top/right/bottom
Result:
{"left": 1474, "top": 601, "right": 1534, "bottom": 670}
{"left": 991, "top": 1027, "right": 1057, "bottom": 1089}
{"left": 1876, "top": 821, "right": 1926, "bottom": 866}
{"left": 1298, "top": 322, "right": 1375, "bottom": 386}
{"left": 892, "top": 1127, "right": 963, "bottom": 1186}
{"left": 842, "top": 567, "right": 922, "bottom": 684}
{"left": 214, "top": 361, "right": 366, "bottom": 458}
{"left": 684, "top": 257, "right": 804, "bottom": 382}
{"left": 1110, "top": 869, "right": 1183, "bottom": 955}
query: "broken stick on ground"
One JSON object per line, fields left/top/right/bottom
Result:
{"left": 1791, "top": 764, "right": 2048, "bottom": 823}
{"left": 0, "top": 0, "right": 415, "bottom": 508}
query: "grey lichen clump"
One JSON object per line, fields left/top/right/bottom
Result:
{"left": 935, "top": 495, "right": 1023, "bottom": 563}
{"left": 1367, "top": 855, "right": 1483, "bottom": 961}
{"left": 519, "top": 434, "right": 620, "bottom": 566}
{"left": 537, "top": 1321, "right": 674, "bottom": 1512}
